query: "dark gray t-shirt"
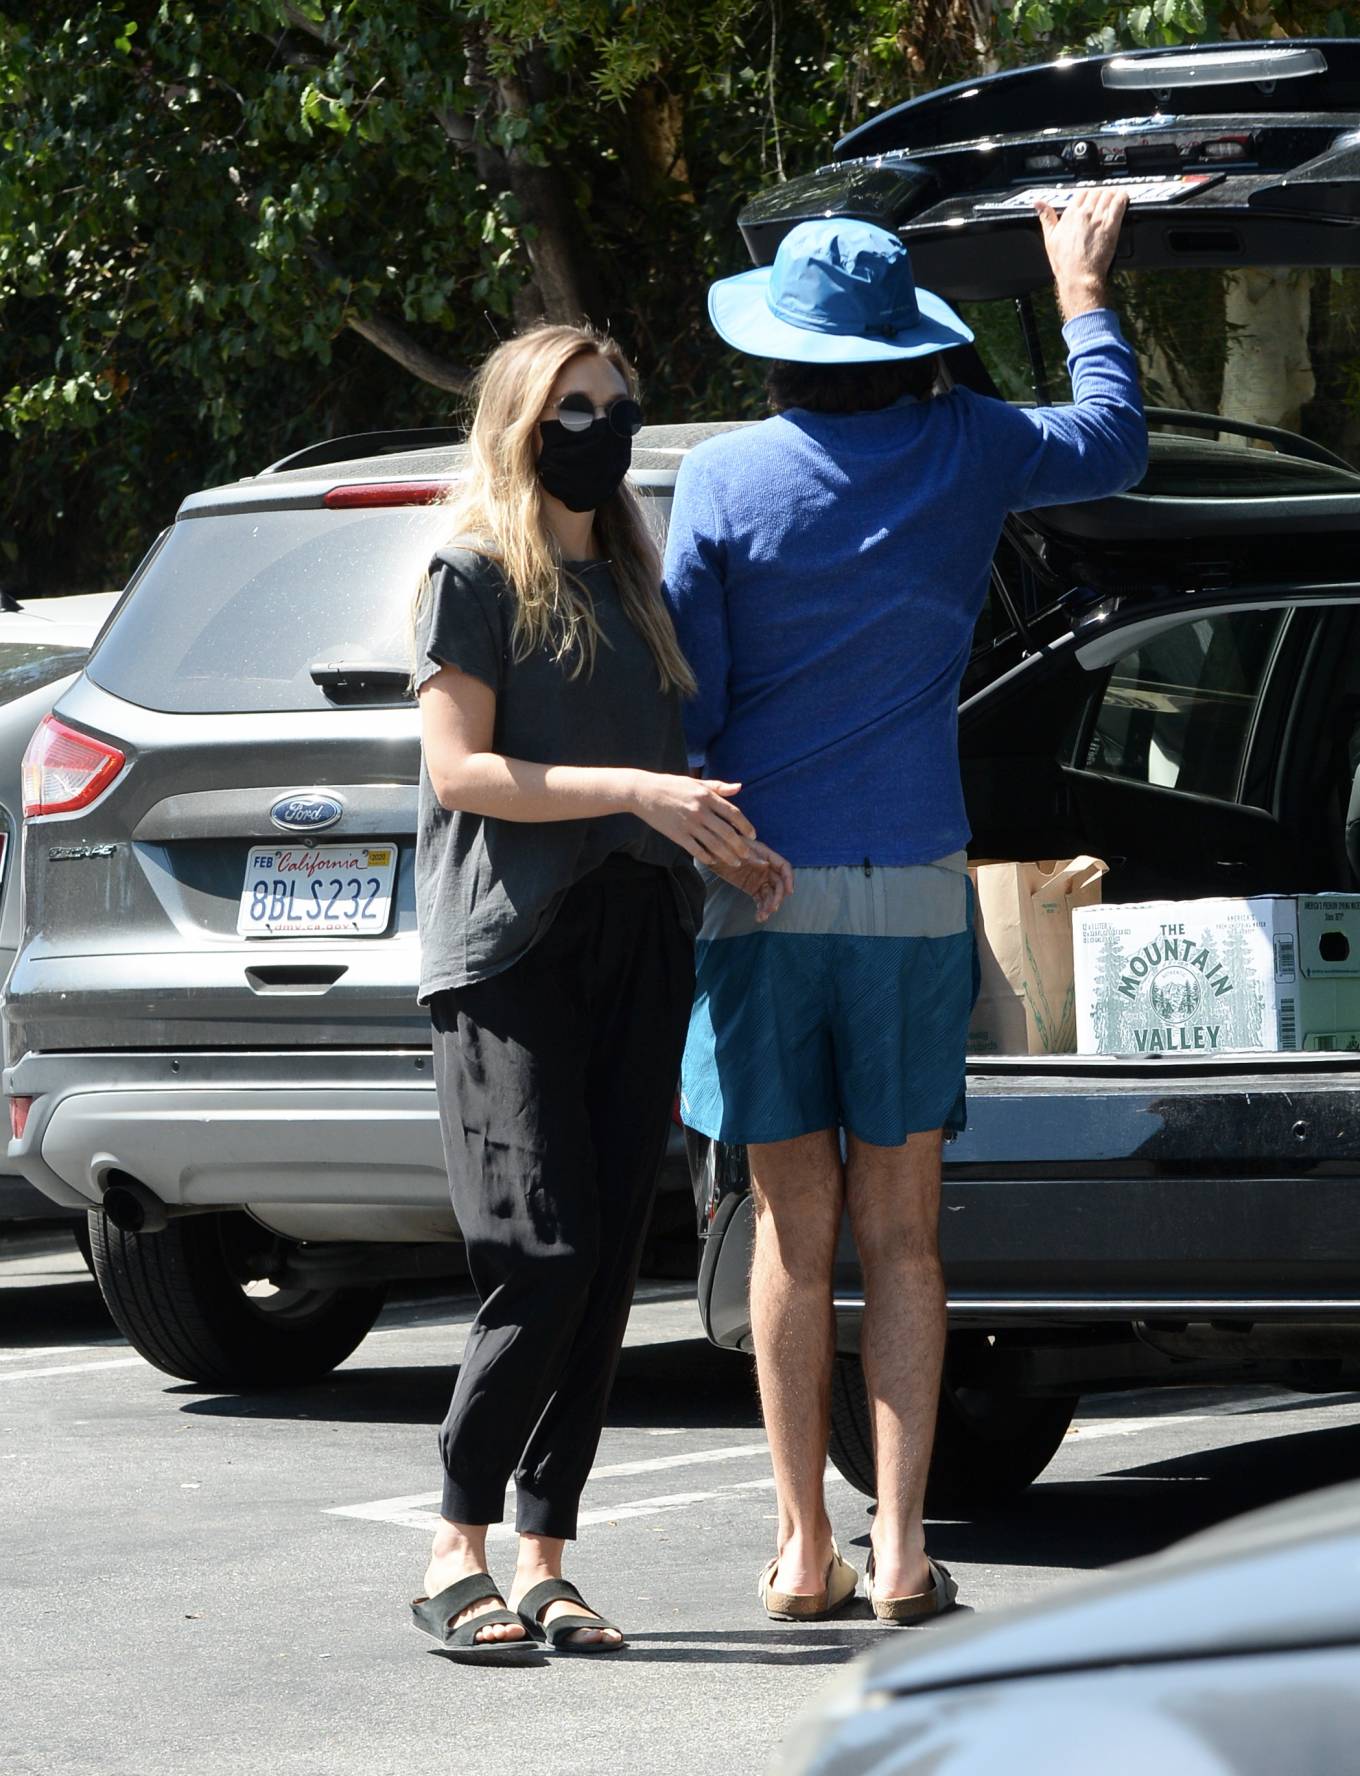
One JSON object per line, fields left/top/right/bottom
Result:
{"left": 415, "top": 546, "right": 702, "bottom": 999}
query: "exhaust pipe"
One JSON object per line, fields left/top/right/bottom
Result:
{"left": 100, "top": 1177, "right": 170, "bottom": 1235}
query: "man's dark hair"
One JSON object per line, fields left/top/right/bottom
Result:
{"left": 765, "top": 353, "right": 941, "bottom": 415}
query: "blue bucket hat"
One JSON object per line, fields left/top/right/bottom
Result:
{"left": 709, "top": 217, "right": 973, "bottom": 363}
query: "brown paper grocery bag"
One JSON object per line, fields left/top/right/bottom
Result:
{"left": 968, "top": 858, "right": 1108, "bottom": 1055}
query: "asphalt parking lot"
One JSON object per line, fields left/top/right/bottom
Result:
{"left": 8, "top": 1227, "right": 1360, "bottom": 1776}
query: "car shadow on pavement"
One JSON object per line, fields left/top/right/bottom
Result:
{"left": 421, "top": 1624, "right": 905, "bottom": 1670}
{"left": 172, "top": 1335, "right": 763, "bottom": 1434}
{"left": 608, "top": 1339, "right": 762, "bottom": 1430}
{"left": 913, "top": 1414, "right": 1360, "bottom": 1574}
{"left": 0, "top": 1263, "right": 115, "bottom": 1346}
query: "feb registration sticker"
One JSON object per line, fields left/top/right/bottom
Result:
{"left": 238, "top": 844, "right": 398, "bottom": 937}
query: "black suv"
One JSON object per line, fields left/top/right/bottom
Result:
{"left": 690, "top": 38, "right": 1360, "bottom": 1510}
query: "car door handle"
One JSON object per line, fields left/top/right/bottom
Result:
{"left": 245, "top": 965, "right": 347, "bottom": 995}
{"left": 1214, "top": 859, "right": 1249, "bottom": 875}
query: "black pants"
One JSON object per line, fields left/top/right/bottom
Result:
{"left": 430, "top": 859, "right": 694, "bottom": 1539}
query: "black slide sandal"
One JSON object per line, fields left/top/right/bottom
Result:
{"left": 516, "top": 1578, "right": 625, "bottom": 1654}
{"left": 410, "top": 1572, "right": 544, "bottom": 1663}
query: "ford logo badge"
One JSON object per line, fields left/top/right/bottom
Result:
{"left": 270, "top": 793, "right": 344, "bottom": 833}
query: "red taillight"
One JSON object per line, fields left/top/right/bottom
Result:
{"left": 671, "top": 1093, "right": 683, "bottom": 1129}
{"left": 9, "top": 1095, "right": 32, "bottom": 1140}
{"left": 21, "top": 716, "right": 125, "bottom": 818}
{"left": 323, "top": 481, "right": 451, "bottom": 509}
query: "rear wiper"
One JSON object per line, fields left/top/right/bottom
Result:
{"left": 309, "top": 660, "right": 411, "bottom": 699}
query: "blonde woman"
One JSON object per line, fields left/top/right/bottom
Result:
{"left": 409, "top": 324, "right": 791, "bottom": 1660}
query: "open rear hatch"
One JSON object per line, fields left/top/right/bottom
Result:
{"left": 738, "top": 38, "right": 1360, "bottom": 297}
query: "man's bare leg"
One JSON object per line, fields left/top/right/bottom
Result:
{"left": 747, "top": 1128, "right": 844, "bottom": 1596}
{"left": 845, "top": 1128, "right": 945, "bottom": 1599}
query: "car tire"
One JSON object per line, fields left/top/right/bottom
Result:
{"left": 89, "top": 1209, "right": 386, "bottom": 1389}
{"left": 72, "top": 1213, "right": 95, "bottom": 1276}
{"left": 828, "top": 1342, "right": 1077, "bottom": 1512}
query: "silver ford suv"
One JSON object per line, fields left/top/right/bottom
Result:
{"left": 4, "top": 428, "right": 708, "bottom": 1387}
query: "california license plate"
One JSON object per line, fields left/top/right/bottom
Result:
{"left": 976, "top": 173, "right": 1223, "bottom": 211}
{"left": 237, "top": 844, "right": 398, "bottom": 937}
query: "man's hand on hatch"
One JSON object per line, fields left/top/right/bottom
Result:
{"left": 1034, "top": 184, "right": 1130, "bottom": 323}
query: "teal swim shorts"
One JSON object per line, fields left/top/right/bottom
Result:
{"left": 679, "top": 855, "right": 978, "bottom": 1147}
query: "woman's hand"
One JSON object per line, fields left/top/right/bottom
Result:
{"left": 709, "top": 841, "right": 795, "bottom": 923}
{"left": 626, "top": 772, "right": 757, "bottom": 868}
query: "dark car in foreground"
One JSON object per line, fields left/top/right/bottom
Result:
{"left": 694, "top": 35, "right": 1360, "bottom": 1509}
{"left": 776, "top": 1479, "right": 1360, "bottom": 1776}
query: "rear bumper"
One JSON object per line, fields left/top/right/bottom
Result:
{"left": 5, "top": 1049, "right": 688, "bottom": 1229}
{"left": 697, "top": 1064, "right": 1360, "bottom": 1350}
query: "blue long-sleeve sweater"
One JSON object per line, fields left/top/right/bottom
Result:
{"left": 662, "top": 308, "right": 1147, "bottom": 867}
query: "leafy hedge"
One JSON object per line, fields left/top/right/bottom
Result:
{"left": 2, "top": 1, "right": 1355, "bottom": 590}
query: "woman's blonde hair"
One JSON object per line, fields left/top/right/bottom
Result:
{"left": 415, "top": 323, "right": 695, "bottom": 697}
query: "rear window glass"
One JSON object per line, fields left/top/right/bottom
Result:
{"left": 0, "top": 642, "right": 88, "bottom": 706}
{"left": 85, "top": 505, "right": 461, "bottom": 714}
{"left": 958, "top": 265, "right": 1360, "bottom": 499}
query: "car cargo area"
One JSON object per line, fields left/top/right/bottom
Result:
{"left": 957, "top": 472, "right": 1360, "bottom": 1069}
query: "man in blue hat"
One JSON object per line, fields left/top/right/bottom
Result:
{"left": 665, "top": 189, "right": 1145, "bottom": 1622}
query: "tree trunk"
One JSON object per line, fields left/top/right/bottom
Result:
{"left": 966, "top": 0, "right": 1001, "bottom": 73}
{"left": 495, "top": 61, "right": 602, "bottom": 326}
{"left": 1219, "top": 267, "right": 1314, "bottom": 437}
{"left": 629, "top": 82, "right": 693, "bottom": 198}
{"left": 1141, "top": 336, "right": 1210, "bottom": 413}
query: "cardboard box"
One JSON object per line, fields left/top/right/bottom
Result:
{"left": 1073, "top": 896, "right": 1299, "bottom": 1055}
{"left": 1294, "top": 895, "right": 1360, "bottom": 1051}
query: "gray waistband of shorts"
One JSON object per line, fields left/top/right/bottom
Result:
{"left": 700, "top": 853, "right": 970, "bottom": 942}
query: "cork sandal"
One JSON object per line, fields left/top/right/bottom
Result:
{"left": 758, "top": 1540, "right": 858, "bottom": 1622}
{"left": 864, "top": 1553, "right": 959, "bottom": 1625}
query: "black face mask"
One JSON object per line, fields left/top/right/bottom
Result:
{"left": 537, "top": 417, "right": 633, "bottom": 513}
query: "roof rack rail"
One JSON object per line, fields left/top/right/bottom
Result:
{"left": 259, "top": 427, "right": 466, "bottom": 477}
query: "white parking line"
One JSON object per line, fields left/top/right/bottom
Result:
{"left": 328, "top": 1442, "right": 774, "bottom": 1531}
{"left": 489, "top": 1476, "right": 778, "bottom": 1541}
{"left": 0, "top": 1345, "right": 120, "bottom": 1362}
{"left": 330, "top": 1388, "right": 1353, "bottom": 1537}
{"left": 334, "top": 1474, "right": 784, "bottom": 1537}
{"left": 1069, "top": 1389, "right": 1317, "bottom": 1442}
{"left": 1068, "top": 1414, "right": 1210, "bottom": 1442}
{"left": 0, "top": 1356, "right": 146, "bottom": 1383}
{"left": 589, "top": 1443, "right": 771, "bottom": 1481}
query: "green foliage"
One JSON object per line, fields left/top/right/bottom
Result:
{"left": 2, "top": 0, "right": 1359, "bottom": 589}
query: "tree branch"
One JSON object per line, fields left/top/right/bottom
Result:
{"left": 495, "top": 58, "right": 599, "bottom": 323}
{"left": 343, "top": 310, "right": 470, "bottom": 392}
{"left": 303, "top": 242, "right": 471, "bottom": 392}
{"left": 278, "top": 3, "right": 330, "bottom": 46}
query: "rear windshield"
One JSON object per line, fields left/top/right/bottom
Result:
{"left": 0, "top": 641, "right": 88, "bottom": 705}
{"left": 84, "top": 505, "right": 462, "bottom": 714}
{"left": 959, "top": 265, "right": 1360, "bottom": 498}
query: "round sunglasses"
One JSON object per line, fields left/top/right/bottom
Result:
{"left": 546, "top": 392, "right": 644, "bottom": 437}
